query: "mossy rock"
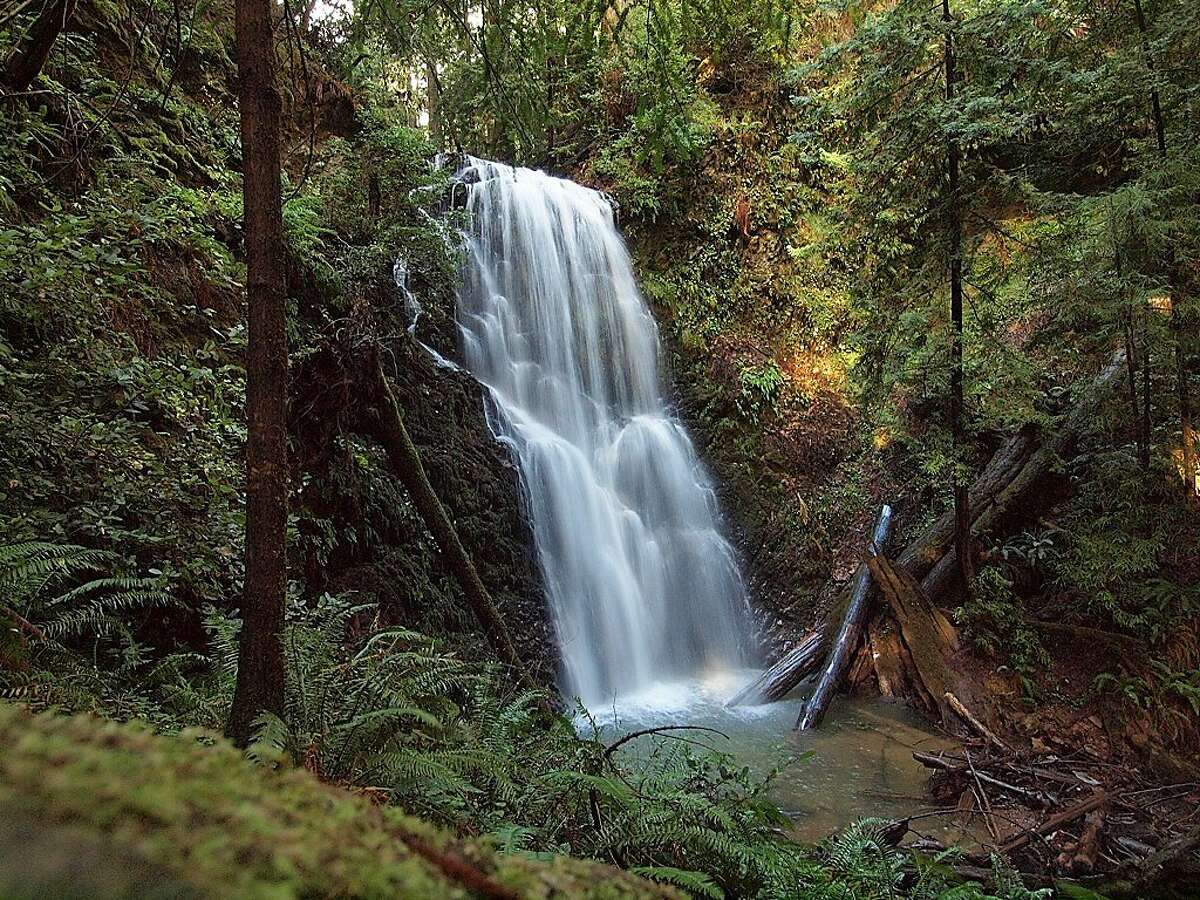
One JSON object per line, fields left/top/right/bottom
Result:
{"left": 0, "top": 704, "right": 677, "bottom": 899}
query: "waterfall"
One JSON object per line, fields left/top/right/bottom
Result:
{"left": 454, "top": 158, "right": 755, "bottom": 709}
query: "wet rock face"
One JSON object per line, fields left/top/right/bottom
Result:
{"left": 292, "top": 267, "right": 553, "bottom": 684}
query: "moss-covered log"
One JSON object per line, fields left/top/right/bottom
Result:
{"left": 361, "top": 352, "right": 537, "bottom": 691}
{"left": 0, "top": 704, "right": 677, "bottom": 899}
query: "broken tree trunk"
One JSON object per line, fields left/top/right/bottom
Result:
{"left": 868, "top": 615, "right": 913, "bottom": 699}
{"left": 867, "top": 552, "right": 961, "bottom": 724}
{"left": 726, "top": 632, "right": 825, "bottom": 706}
{"left": 795, "top": 504, "right": 893, "bottom": 730}
{"left": 897, "top": 350, "right": 1126, "bottom": 605}
{"left": 365, "top": 354, "right": 536, "bottom": 691}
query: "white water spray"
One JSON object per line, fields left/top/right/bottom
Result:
{"left": 454, "top": 158, "right": 755, "bottom": 709}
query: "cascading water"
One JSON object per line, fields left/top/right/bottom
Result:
{"left": 453, "top": 158, "right": 756, "bottom": 709}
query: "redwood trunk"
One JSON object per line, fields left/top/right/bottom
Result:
{"left": 3, "top": 0, "right": 79, "bottom": 92}
{"left": 943, "top": 0, "right": 972, "bottom": 592}
{"left": 228, "top": 0, "right": 288, "bottom": 747}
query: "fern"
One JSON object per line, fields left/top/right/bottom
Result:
{"left": 631, "top": 866, "right": 723, "bottom": 898}
{"left": 0, "top": 541, "right": 172, "bottom": 641}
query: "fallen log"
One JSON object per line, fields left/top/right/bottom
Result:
{"left": 363, "top": 353, "right": 537, "bottom": 692}
{"left": 726, "top": 632, "right": 825, "bottom": 706}
{"left": 897, "top": 350, "right": 1126, "bottom": 605}
{"left": 796, "top": 504, "right": 893, "bottom": 730}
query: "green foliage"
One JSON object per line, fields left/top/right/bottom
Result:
{"left": 1093, "top": 662, "right": 1200, "bottom": 723}
{"left": 738, "top": 360, "right": 787, "bottom": 417}
{"left": 1054, "top": 448, "right": 1199, "bottom": 643}
{"left": 955, "top": 566, "right": 1048, "bottom": 700}
{"left": 0, "top": 541, "right": 172, "bottom": 640}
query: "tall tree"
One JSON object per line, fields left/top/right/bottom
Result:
{"left": 943, "top": 0, "right": 971, "bottom": 591}
{"left": 228, "top": 0, "right": 289, "bottom": 747}
{"left": 1133, "top": 0, "right": 1195, "bottom": 495}
{"left": 2, "top": 0, "right": 79, "bottom": 92}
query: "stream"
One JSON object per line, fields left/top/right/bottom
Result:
{"left": 584, "top": 674, "right": 959, "bottom": 841}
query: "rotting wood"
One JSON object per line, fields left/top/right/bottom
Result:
{"left": 913, "top": 752, "right": 1051, "bottom": 809}
{"left": 867, "top": 553, "right": 958, "bottom": 723}
{"left": 1069, "top": 807, "right": 1106, "bottom": 874}
{"left": 868, "top": 616, "right": 911, "bottom": 699}
{"left": 1138, "top": 821, "right": 1200, "bottom": 887}
{"left": 796, "top": 504, "right": 893, "bottom": 730}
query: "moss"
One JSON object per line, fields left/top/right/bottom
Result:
{"left": 0, "top": 703, "right": 676, "bottom": 899}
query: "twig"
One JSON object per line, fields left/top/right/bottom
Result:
{"left": 966, "top": 749, "right": 999, "bottom": 842}
{"left": 603, "top": 724, "right": 729, "bottom": 760}
{"left": 1138, "top": 821, "right": 1200, "bottom": 886}
{"left": 945, "top": 691, "right": 1010, "bottom": 752}
{"left": 998, "top": 792, "right": 1108, "bottom": 856}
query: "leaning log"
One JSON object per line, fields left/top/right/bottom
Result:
{"left": 363, "top": 354, "right": 537, "bottom": 692}
{"left": 795, "top": 504, "right": 893, "bottom": 730}
{"left": 726, "top": 632, "right": 826, "bottom": 706}
{"left": 897, "top": 350, "right": 1126, "bottom": 604}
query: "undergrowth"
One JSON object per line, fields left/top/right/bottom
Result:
{"left": 1, "top": 554, "right": 1047, "bottom": 899}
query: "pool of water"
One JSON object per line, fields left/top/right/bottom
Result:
{"left": 581, "top": 669, "right": 961, "bottom": 842}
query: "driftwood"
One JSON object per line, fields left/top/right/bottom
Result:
{"left": 913, "top": 752, "right": 1053, "bottom": 808}
{"left": 726, "top": 631, "right": 826, "bottom": 706}
{"left": 796, "top": 505, "right": 893, "bottom": 730}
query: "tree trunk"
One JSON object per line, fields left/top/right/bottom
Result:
{"left": 898, "top": 350, "right": 1126, "bottom": 606}
{"left": 228, "top": 0, "right": 288, "bottom": 748}
{"left": 1116, "top": 243, "right": 1150, "bottom": 470}
{"left": 1133, "top": 0, "right": 1195, "bottom": 495}
{"left": 425, "top": 58, "right": 443, "bottom": 151}
{"left": 364, "top": 354, "right": 537, "bottom": 691}
{"left": 1143, "top": 327, "right": 1153, "bottom": 465}
{"left": 796, "top": 504, "right": 893, "bottom": 730}
{"left": 943, "top": 0, "right": 972, "bottom": 595}
{"left": 300, "top": 0, "right": 318, "bottom": 31}
{"left": 3, "top": 0, "right": 78, "bottom": 92}
{"left": 866, "top": 553, "right": 961, "bottom": 724}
